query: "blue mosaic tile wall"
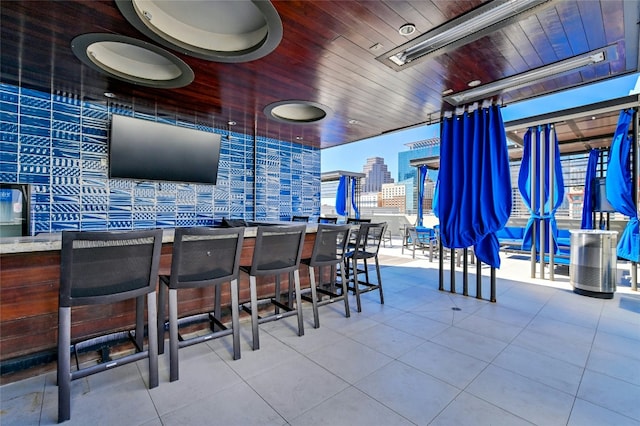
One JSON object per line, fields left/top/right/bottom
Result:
{"left": 0, "top": 83, "right": 320, "bottom": 234}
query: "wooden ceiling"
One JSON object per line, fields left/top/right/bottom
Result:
{"left": 1, "top": 1, "right": 638, "bottom": 149}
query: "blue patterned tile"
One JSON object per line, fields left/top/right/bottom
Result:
{"left": 109, "top": 204, "right": 132, "bottom": 212}
{"left": 0, "top": 170, "right": 18, "bottom": 182}
{"left": 81, "top": 204, "right": 107, "bottom": 213}
{"left": 52, "top": 130, "right": 81, "bottom": 142}
{"left": 51, "top": 203, "right": 80, "bottom": 214}
{"left": 80, "top": 220, "right": 108, "bottom": 230}
{"left": 0, "top": 151, "right": 18, "bottom": 163}
{"left": 52, "top": 120, "right": 81, "bottom": 133}
{"left": 52, "top": 221, "right": 80, "bottom": 231}
{"left": 34, "top": 221, "right": 50, "bottom": 233}
{"left": 81, "top": 213, "right": 107, "bottom": 221}
{"left": 53, "top": 101, "right": 81, "bottom": 114}
{"left": 108, "top": 220, "right": 132, "bottom": 230}
{"left": 51, "top": 212, "right": 80, "bottom": 222}
{"left": 133, "top": 220, "right": 155, "bottom": 228}
{"left": 133, "top": 212, "right": 155, "bottom": 221}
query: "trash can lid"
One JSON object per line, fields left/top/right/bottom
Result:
{"left": 569, "top": 229, "right": 618, "bottom": 235}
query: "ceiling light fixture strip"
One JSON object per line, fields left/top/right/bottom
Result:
{"left": 382, "top": 0, "right": 557, "bottom": 69}
{"left": 445, "top": 49, "right": 609, "bottom": 106}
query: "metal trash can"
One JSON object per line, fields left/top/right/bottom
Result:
{"left": 569, "top": 230, "right": 618, "bottom": 299}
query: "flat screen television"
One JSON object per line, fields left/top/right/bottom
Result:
{"left": 109, "top": 114, "right": 221, "bottom": 185}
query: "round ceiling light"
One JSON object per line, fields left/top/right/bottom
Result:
{"left": 264, "top": 101, "right": 332, "bottom": 124}
{"left": 116, "top": 0, "right": 283, "bottom": 63}
{"left": 399, "top": 23, "right": 416, "bottom": 36}
{"left": 71, "top": 33, "right": 194, "bottom": 88}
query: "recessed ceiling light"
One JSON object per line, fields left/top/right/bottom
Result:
{"left": 71, "top": 33, "right": 194, "bottom": 88}
{"left": 591, "top": 116, "right": 596, "bottom": 120}
{"left": 228, "top": 120, "right": 237, "bottom": 126}
{"left": 468, "top": 80, "right": 482, "bottom": 87}
{"left": 264, "top": 100, "right": 332, "bottom": 124}
{"left": 116, "top": 0, "right": 283, "bottom": 63}
{"left": 441, "top": 89, "right": 454, "bottom": 95}
{"left": 369, "top": 43, "right": 383, "bottom": 51}
{"left": 348, "top": 119, "right": 359, "bottom": 125}
{"left": 104, "top": 92, "right": 116, "bottom": 98}
{"left": 398, "top": 23, "right": 416, "bottom": 37}
{"left": 295, "top": 136, "right": 303, "bottom": 140}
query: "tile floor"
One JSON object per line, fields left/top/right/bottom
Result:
{"left": 1, "top": 240, "right": 639, "bottom": 425}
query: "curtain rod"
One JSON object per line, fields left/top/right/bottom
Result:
{"left": 380, "top": 100, "right": 506, "bottom": 134}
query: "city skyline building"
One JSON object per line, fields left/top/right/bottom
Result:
{"left": 362, "top": 157, "right": 393, "bottom": 193}
{"left": 397, "top": 138, "right": 440, "bottom": 214}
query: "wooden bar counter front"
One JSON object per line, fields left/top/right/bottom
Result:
{"left": 0, "top": 226, "right": 320, "bottom": 365}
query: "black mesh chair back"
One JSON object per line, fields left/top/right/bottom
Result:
{"left": 301, "top": 224, "right": 352, "bottom": 327}
{"left": 309, "top": 224, "right": 352, "bottom": 267}
{"left": 168, "top": 227, "right": 244, "bottom": 289}
{"left": 248, "top": 224, "right": 307, "bottom": 276}
{"left": 352, "top": 222, "right": 386, "bottom": 260}
{"left": 60, "top": 230, "right": 162, "bottom": 306}
{"left": 345, "top": 222, "right": 387, "bottom": 312}
{"left": 346, "top": 217, "right": 371, "bottom": 224}
{"left": 242, "top": 224, "right": 307, "bottom": 349}
{"left": 317, "top": 216, "right": 338, "bottom": 224}
{"left": 291, "top": 215, "right": 309, "bottom": 222}
{"left": 159, "top": 227, "right": 244, "bottom": 382}
{"left": 58, "top": 229, "right": 162, "bottom": 423}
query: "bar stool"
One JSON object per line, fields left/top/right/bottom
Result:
{"left": 240, "top": 224, "right": 307, "bottom": 350}
{"left": 344, "top": 222, "right": 387, "bottom": 312}
{"left": 291, "top": 215, "right": 310, "bottom": 222}
{"left": 317, "top": 216, "right": 338, "bottom": 224}
{"left": 157, "top": 227, "right": 244, "bottom": 382}
{"left": 300, "top": 224, "right": 352, "bottom": 327}
{"left": 57, "top": 229, "right": 163, "bottom": 423}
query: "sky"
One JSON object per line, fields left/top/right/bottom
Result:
{"left": 321, "top": 73, "right": 640, "bottom": 181}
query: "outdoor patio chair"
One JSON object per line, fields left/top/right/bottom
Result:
{"left": 301, "top": 224, "right": 352, "bottom": 327}
{"left": 57, "top": 229, "right": 162, "bottom": 423}
{"left": 291, "top": 215, "right": 310, "bottom": 222}
{"left": 240, "top": 224, "right": 307, "bottom": 350}
{"left": 402, "top": 226, "right": 436, "bottom": 259}
{"left": 158, "top": 227, "right": 244, "bottom": 382}
{"left": 344, "top": 222, "right": 387, "bottom": 312}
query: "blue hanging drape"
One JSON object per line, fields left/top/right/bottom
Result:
{"left": 417, "top": 165, "right": 427, "bottom": 226}
{"left": 350, "top": 177, "right": 360, "bottom": 219}
{"left": 580, "top": 149, "right": 600, "bottom": 229}
{"left": 433, "top": 177, "right": 440, "bottom": 219}
{"left": 436, "top": 105, "right": 512, "bottom": 268}
{"left": 335, "top": 175, "right": 347, "bottom": 216}
{"left": 517, "top": 125, "right": 565, "bottom": 254}
{"left": 605, "top": 109, "right": 638, "bottom": 262}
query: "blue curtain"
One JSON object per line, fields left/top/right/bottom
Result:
{"left": 437, "top": 105, "right": 512, "bottom": 268}
{"left": 580, "top": 149, "right": 600, "bottom": 229}
{"left": 605, "top": 109, "right": 638, "bottom": 262}
{"left": 335, "top": 175, "right": 347, "bottom": 216}
{"left": 517, "top": 125, "right": 565, "bottom": 254}
{"left": 350, "top": 177, "right": 360, "bottom": 219}
{"left": 417, "top": 165, "right": 427, "bottom": 226}
{"left": 433, "top": 177, "right": 440, "bottom": 219}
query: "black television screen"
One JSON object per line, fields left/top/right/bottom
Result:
{"left": 109, "top": 114, "right": 221, "bottom": 185}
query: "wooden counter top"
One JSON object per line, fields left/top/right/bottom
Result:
{"left": 0, "top": 223, "right": 319, "bottom": 254}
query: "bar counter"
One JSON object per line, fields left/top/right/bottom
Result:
{"left": 0, "top": 224, "right": 320, "bottom": 365}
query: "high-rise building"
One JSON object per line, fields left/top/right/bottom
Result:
{"left": 362, "top": 157, "right": 393, "bottom": 193}
{"left": 380, "top": 183, "right": 406, "bottom": 212}
{"left": 397, "top": 138, "right": 440, "bottom": 214}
